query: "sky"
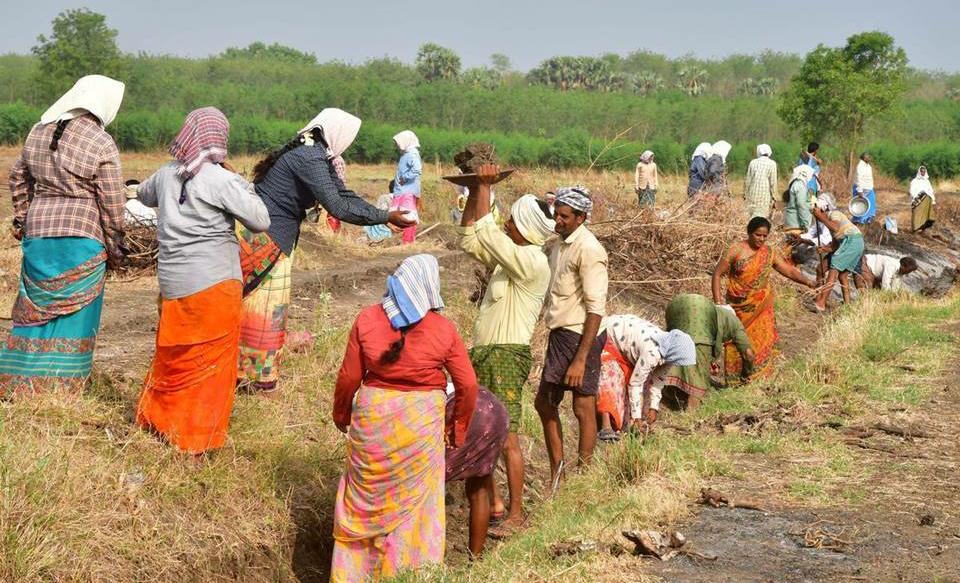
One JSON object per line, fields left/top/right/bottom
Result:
{"left": 0, "top": 0, "right": 957, "bottom": 72}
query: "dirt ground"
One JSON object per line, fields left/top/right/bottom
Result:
{"left": 1, "top": 146, "right": 959, "bottom": 581}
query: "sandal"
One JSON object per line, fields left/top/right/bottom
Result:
{"left": 598, "top": 428, "right": 620, "bottom": 443}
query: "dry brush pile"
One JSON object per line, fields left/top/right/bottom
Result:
{"left": 598, "top": 196, "right": 750, "bottom": 303}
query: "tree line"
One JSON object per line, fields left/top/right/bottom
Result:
{"left": 2, "top": 9, "right": 959, "bottom": 176}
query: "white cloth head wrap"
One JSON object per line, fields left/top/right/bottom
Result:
{"left": 816, "top": 192, "right": 837, "bottom": 211}
{"left": 299, "top": 108, "right": 361, "bottom": 158}
{"left": 654, "top": 329, "right": 696, "bottom": 366}
{"left": 692, "top": 142, "right": 713, "bottom": 160}
{"left": 791, "top": 164, "right": 815, "bottom": 184}
{"left": 555, "top": 186, "right": 593, "bottom": 214}
{"left": 393, "top": 130, "right": 420, "bottom": 152}
{"left": 40, "top": 74, "right": 125, "bottom": 127}
{"left": 910, "top": 165, "right": 934, "bottom": 200}
{"left": 756, "top": 144, "right": 772, "bottom": 158}
{"left": 712, "top": 140, "right": 732, "bottom": 163}
{"left": 639, "top": 150, "right": 654, "bottom": 163}
{"left": 510, "top": 194, "right": 555, "bottom": 246}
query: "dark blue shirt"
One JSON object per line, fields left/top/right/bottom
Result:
{"left": 255, "top": 145, "right": 389, "bottom": 254}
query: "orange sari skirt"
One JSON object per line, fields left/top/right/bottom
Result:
{"left": 137, "top": 280, "right": 243, "bottom": 454}
{"left": 724, "top": 244, "right": 778, "bottom": 379}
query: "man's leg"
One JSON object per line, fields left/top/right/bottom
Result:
{"left": 501, "top": 432, "right": 524, "bottom": 524}
{"left": 465, "top": 475, "right": 494, "bottom": 556}
{"left": 815, "top": 269, "right": 839, "bottom": 310}
{"left": 572, "top": 393, "right": 598, "bottom": 467}
{"left": 535, "top": 385, "right": 564, "bottom": 487}
{"left": 838, "top": 272, "right": 852, "bottom": 303}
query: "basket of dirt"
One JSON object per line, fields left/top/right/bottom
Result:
{"left": 442, "top": 142, "right": 514, "bottom": 186}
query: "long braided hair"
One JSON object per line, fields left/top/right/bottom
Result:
{"left": 252, "top": 127, "right": 325, "bottom": 184}
{"left": 49, "top": 119, "right": 70, "bottom": 151}
{"left": 379, "top": 322, "right": 419, "bottom": 365}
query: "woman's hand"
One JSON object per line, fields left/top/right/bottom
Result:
{"left": 219, "top": 160, "right": 236, "bottom": 173}
{"left": 387, "top": 210, "right": 416, "bottom": 229}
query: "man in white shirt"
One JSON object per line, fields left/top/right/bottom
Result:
{"left": 857, "top": 254, "right": 917, "bottom": 291}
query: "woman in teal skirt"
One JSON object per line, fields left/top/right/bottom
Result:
{"left": 1, "top": 75, "right": 127, "bottom": 394}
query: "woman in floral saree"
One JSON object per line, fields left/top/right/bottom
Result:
{"left": 712, "top": 216, "right": 815, "bottom": 378}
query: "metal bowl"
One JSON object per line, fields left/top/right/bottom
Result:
{"left": 849, "top": 195, "right": 871, "bottom": 218}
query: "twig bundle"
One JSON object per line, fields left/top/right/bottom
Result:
{"left": 599, "top": 196, "right": 748, "bottom": 301}
{"left": 124, "top": 221, "right": 159, "bottom": 273}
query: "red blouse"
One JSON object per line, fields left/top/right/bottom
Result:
{"left": 333, "top": 304, "right": 478, "bottom": 446}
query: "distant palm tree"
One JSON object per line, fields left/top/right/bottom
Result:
{"left": 677, "top": 67, "right": 708, "bottom": 96}
{"left": 632, "top": 71, "right": 664, "bottom": 96}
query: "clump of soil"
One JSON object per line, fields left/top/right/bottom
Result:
{"left": 454, "top": 142, "right": 498, "bottom": 173}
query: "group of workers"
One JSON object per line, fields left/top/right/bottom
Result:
{"left": 2, "top": 74, "right": 935, "bottom": 582}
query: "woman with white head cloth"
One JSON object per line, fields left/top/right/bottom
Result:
{"left": 910, "top": 165, "right": 936, "bottom": 232}
{"left": 392, "top": 130, "right": 423, "bottom": 244}
{"left": 744, "top": 143, "right": 778, "bottom": 219}
{"left": 312, "top": 108, "right": 362, "bottom": 234}
{"left": 688, "top": 142, "right": 713, "bottom": 196}
{"left": 704, "top": 140, "right": 732, "bottom": 196}
{"left": 634, "top": 150, "right": 658, "bottom": 207}
{"left": 812, "top": 193, "right": 864, "bottom": 311}
{"left": 1, "top": 75, "right": 126, "bottom": 394}
{"left": 783, "top": 164, "right": 816, "bottom": 233}
{"left": 239, "top": 109, "right": 414, "bottom": 394}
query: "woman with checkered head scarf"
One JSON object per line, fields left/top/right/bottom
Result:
{"left": 135, "top": 107, "right": 271, "bottom": 456}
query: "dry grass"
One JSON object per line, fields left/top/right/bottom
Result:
{"left": 0, "top": 148, "right": 957, "bottom": 581}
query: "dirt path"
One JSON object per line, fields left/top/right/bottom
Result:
{"left": 645, "top": 324, "right": 960, "bottom": 583}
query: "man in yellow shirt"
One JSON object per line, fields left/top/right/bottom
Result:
{"left": 460, "top": 164, "right": 555, "bottom": 533}
{"left": 535, "top": 187, "right": 609, "bottom": 489}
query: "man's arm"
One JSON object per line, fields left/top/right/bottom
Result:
{"left": 564, "top": 312, "right": 602, "bottom": 388}
{"left": 564, "top": 245, "right": 608, "bottom": 388}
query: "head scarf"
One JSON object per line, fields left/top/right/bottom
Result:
{"left": 511, "top": 194, "right": 555, "bottom": 246}
{"left": 816, "top": 191, "right": 837, "bottom": 212}
{"left": 639, "top": 150, "right": 654, "bottom": 163}
{"left": 790, "top": 164, "right": 815, "bottom": 185}
{"left": 169, "top": 107, "right": 229, "bottom": 181}
{"left": 756, "top": 144, "right": 772, "bottom": 158}
{"left": 555, "top": 186, "right": 593, "bottom": 214}
{"left": 654, "top": 329, "right": 696, "bottom": 366}
{"left": 712, "top": 140, "right": 732, "bottom": 163}
{"left": 382, "top": 254, "right": 444, "bottom": 329}
{"left": 393, "top": 130, "right": 420, "bottom": 152}
{"left": 692, "top": 142, "right": 713, "bottom": 160}
{"left": 299, "top": 108, "right": 361, "bottom": 158}
{"left": 910, "top": 165, "right": 934, "bottom": 199}
{"left": 40, "top": 74, "right": 125, "bottom": 127}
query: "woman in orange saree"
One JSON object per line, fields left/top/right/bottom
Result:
{"left": 712, "top": 217, "right": 815, "bottom": 379}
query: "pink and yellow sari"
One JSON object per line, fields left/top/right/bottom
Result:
{"left": 330, "top": 386, "right": 445, "bottom": 582}
{"left": 724, "top": 243, "right": 778, "bottom": 378}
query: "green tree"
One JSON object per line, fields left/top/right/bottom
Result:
{"left": 415, "top": 43, "right": 461, "bottom": 82}
{"left": 461, "top": 67, "right": 501, "bottom": 90}
{"left": 490, "top": 53, "right": 512, "bottom": 74}
{"left": 220, "top": 42, "right": 317, "bottom": 65}
{"left": 32, "top": 8, "right": 123, "bottom": 98}
{"left": 779, "top": 31, "right": 907, "bottom": 172}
